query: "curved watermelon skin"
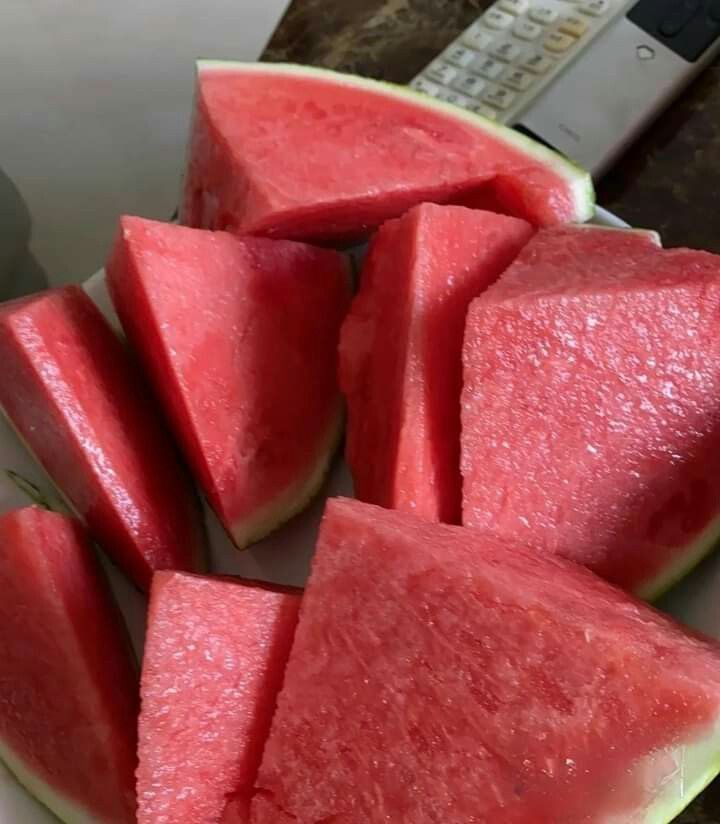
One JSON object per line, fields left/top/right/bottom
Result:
{"left": 340, "top": 204, "right": 533, "bottom": 523}
{"left": 181, "top": 61, "right": 594, "bottom": 243}
{"left": 106, "top": 217, "right": 350, "bottom": 549}
{"left": 137, "top": 572, "right": 300, "bottom": 823}
{"left": 0, "top": 286, "right": 206, "bottom": 590}
{"left": 461, "top": 225, "right": 720, "bottom": 596}
{"left": 251, "top": 497, "right": 720, "bottom": 823}
{"left": 0, "top": 507, "right": 137, "bottom": 823}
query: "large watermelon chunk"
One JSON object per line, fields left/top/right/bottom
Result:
{"left": 0, "top": 286, "right": 205, "bottom": 590}
{"left": 137, "top": 572, "right": 300, "bottom": 824}
{"left": 252, "top": 497, "right": 720, "bottom": 823}
{"left": 106, "top": 217, "right": 350, "bottom": 549}
{"left": 340, "top": 204, "right": 533, "bottom": 523}
{"left": 180, "top": 61, "right": 594, "bottom": 242}
{"left": 461, "top": 225, "right": 720, "bottom": 598}
{"left": 0, "top": 506, "right": 138, "bottom": 823}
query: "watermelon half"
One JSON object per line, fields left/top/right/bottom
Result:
{"left": 181, "top": 61, "right": 594, "bottom": 243}
{"left": 106, "top": 217, "right": 350, "bottom": 549}
{"left": 461, "top": 224, "right": 720, "bottom": 598}
{"left": 0, "top": 506, "right": 138, "bottom": 823}
{"left": 252, "top": 497, "right": 720, "bottom": 823}
{"left": 0, "top": 285, "right": 206, "bottom": 590}
{"left": 137, "top": 572, "right": 300, "bottom": 823}
{"left": 340, "top": 204, "right": 533, "bottom": 523}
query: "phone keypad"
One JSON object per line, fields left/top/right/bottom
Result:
{"left": 411, "top": 0, "right": 623, "bottom": 123}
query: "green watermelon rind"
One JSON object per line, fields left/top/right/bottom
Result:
{"left": 0, "top": 736, "right": 101, "bottom": 824}
{"left": 571, "top": 223, "right": 662, "bottom": 246}
{"left": 639, "top": 515, "right": 720, "bottom": 603}
{"left": 229, "top": 403, "right": 345, "bottom": 550}
{"left": 641, "top": 726, "right": 720, "bottom": 823}
{"left": 195, "top": 60, "right": 595, "bottom": 225}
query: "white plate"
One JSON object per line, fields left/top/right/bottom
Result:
{"left": 1, "top": 206, "right": 717, "bottom": 820}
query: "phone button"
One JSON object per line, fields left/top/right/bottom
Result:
{"left": 521, "top": 52, "right": 555, "bottom": 73}
{"left": 659, "top": 0, "right": 702, "bottom": 37}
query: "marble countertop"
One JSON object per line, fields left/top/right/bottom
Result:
{"left": 265, "top": 3, "right": 720, "bottom": 822}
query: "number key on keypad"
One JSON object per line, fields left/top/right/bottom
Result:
{"left": 483, "top": 9, "right": 515, "bottom": 30}
{"left": 498, "top": 0, "right": 529, "bottom": 13}
{"left": 559, "top": 14, "right": 589, "bottom": 37}
{"left": 411, "top": 77, "right": 441, "bottom": 96}
{"left": 580, "top": 0, "right": 610, "bottom": 16}
{"left": 444, "top": 45, "right": 476, "bottom": 68}
{"left": 470, "top": 103, "right": 498, "bottom": 120}
{"left": 425, "top": 62, "right": 458, "bottom": 84}
{"left": 514, "top": 18, "right": 543, "bottom": 40}
{"left": 501, "top": 67, "right": 535, "bottom": 91}
{"left": 473, "top": 56, "right": 505, "bottom": 80}
{"left": 491, "top": 41, "right": 524, "bottom": 62}
{"left": 483, "top": 85, "right": 517, "bottom": 110}
{"left": 521, "top": 51, "right": 555, "bottom": 74}
{"left": 529, "top": 6, "right": 559, "bottom": 25}
{"left": 462, "top": 25, "right": 493, "bottom": 50}
{"left": 452, "top": 73, "right": 487, "bottom": 97}
{"left": 544, "top": 31, "right": 576, "bottom": 52}
{"left": 436, "top": 89, "right": 474, "bottom": 107}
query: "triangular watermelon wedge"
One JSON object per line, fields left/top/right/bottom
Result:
{"left": 461, "top": 224, "right": 720, "bottom": 597}
{"left": 251, "top": 498, "right": 720, "bottom": 823}
{"left": 0, "top": 506, "right": 138, "bottom": 823}
{"left": 181, "top": 61, "right": 594, "bottom": 243}
{"left": 106, "top": 217, "right": 351, "bottom": 549}
{"left": 340, "top": 204, "right": 533, "bottom": 523}
{"left": 0, "top": 286, "right": 206, "bottom": 590}
{"left": 138, "top": 572, "right": 300, "bottom": 823}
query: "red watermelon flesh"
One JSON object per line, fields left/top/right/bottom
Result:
{"left": 0, "top": 286, "right": 206, "bottom": 590}
{"left": 251, "top": 497, "right": 720, "bottom": 824}
{"left": 461, "top": 225, "right": 720, "bottom": 598}
{"left": 137, "top": 572, "right": 301, "bottom": 824}
{"left": 180, "top": 61, "right": 594, "bottom": 243}
{"left": 0, "top": 506, "right": 138, "bottom": 823}
{"left": 339, "top": 204, "right": 533, "bottom": 523}
{"left": 106, "top": 216, "right": 350, "bottom": 549}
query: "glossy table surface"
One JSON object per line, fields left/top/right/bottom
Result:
{"left": 265, "top": 2, "right": 720, "bottom": 821}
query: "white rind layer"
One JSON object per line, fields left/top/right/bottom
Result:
{"left": 230, "top": 406, "right": 344, "bottom": 550}
{"left": 639, "top": 514, "right": 720, "bottom": 602}
{"left": 195, "top": 59, "right": 595, "bottom": 225}
{"left": 604, "top": 722, "right": 720, "bottom": 823}
{"left": 0, "top": 737, "right": 102, "bottom": 824}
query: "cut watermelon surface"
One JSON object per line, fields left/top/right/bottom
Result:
{"left": 340, "top": 204, "right": 533, "bottom": 523}
{"left": 0, "top": 286, "right": 206, "bottom": 590}
{"left": 461, "top": 225, "right": 720, "bottom": 598}
{"left": 107, "top": 217, "right": 350, "bottom": 549}
{"left": 137, "top": 572, "right": 300, "bottom": 824}
{"left": 251, "top": 497, "right": 720, "bottom": 824}
{"left": 0, "top": 507, "right": 137, "bottom": 823}
{"left": 181, "top": 61, "right": 593, "bottom": 243}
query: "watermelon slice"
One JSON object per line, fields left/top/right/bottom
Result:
{"left": 340, "top": 204, "right": 533, "bottom": 523}
{"left": 180, "top": 61, "right": 594, "bottom": 243}
{"left": 106, "top": 217, "right": 350, "bottom": 549}
{"left": 137, "top": 571, "right": 300, "bottom": 823}
{"left": 0, "top": 285, "right": 206, "bottom": 590}
{"left": 0, "top": 506, "right": 138, "bottom": 823}
{"left": 251, "top": 497, "right": 720, "bottom": 823}
{"left": 461, "top": 225, "right": 720, "bottom": 598}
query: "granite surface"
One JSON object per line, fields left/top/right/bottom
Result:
{"left": 265, "top": 2, "right": 720, "bottom": 822}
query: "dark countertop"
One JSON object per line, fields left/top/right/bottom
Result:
{"left": 265, "top": 3, "right": 720, "bottom": 822}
